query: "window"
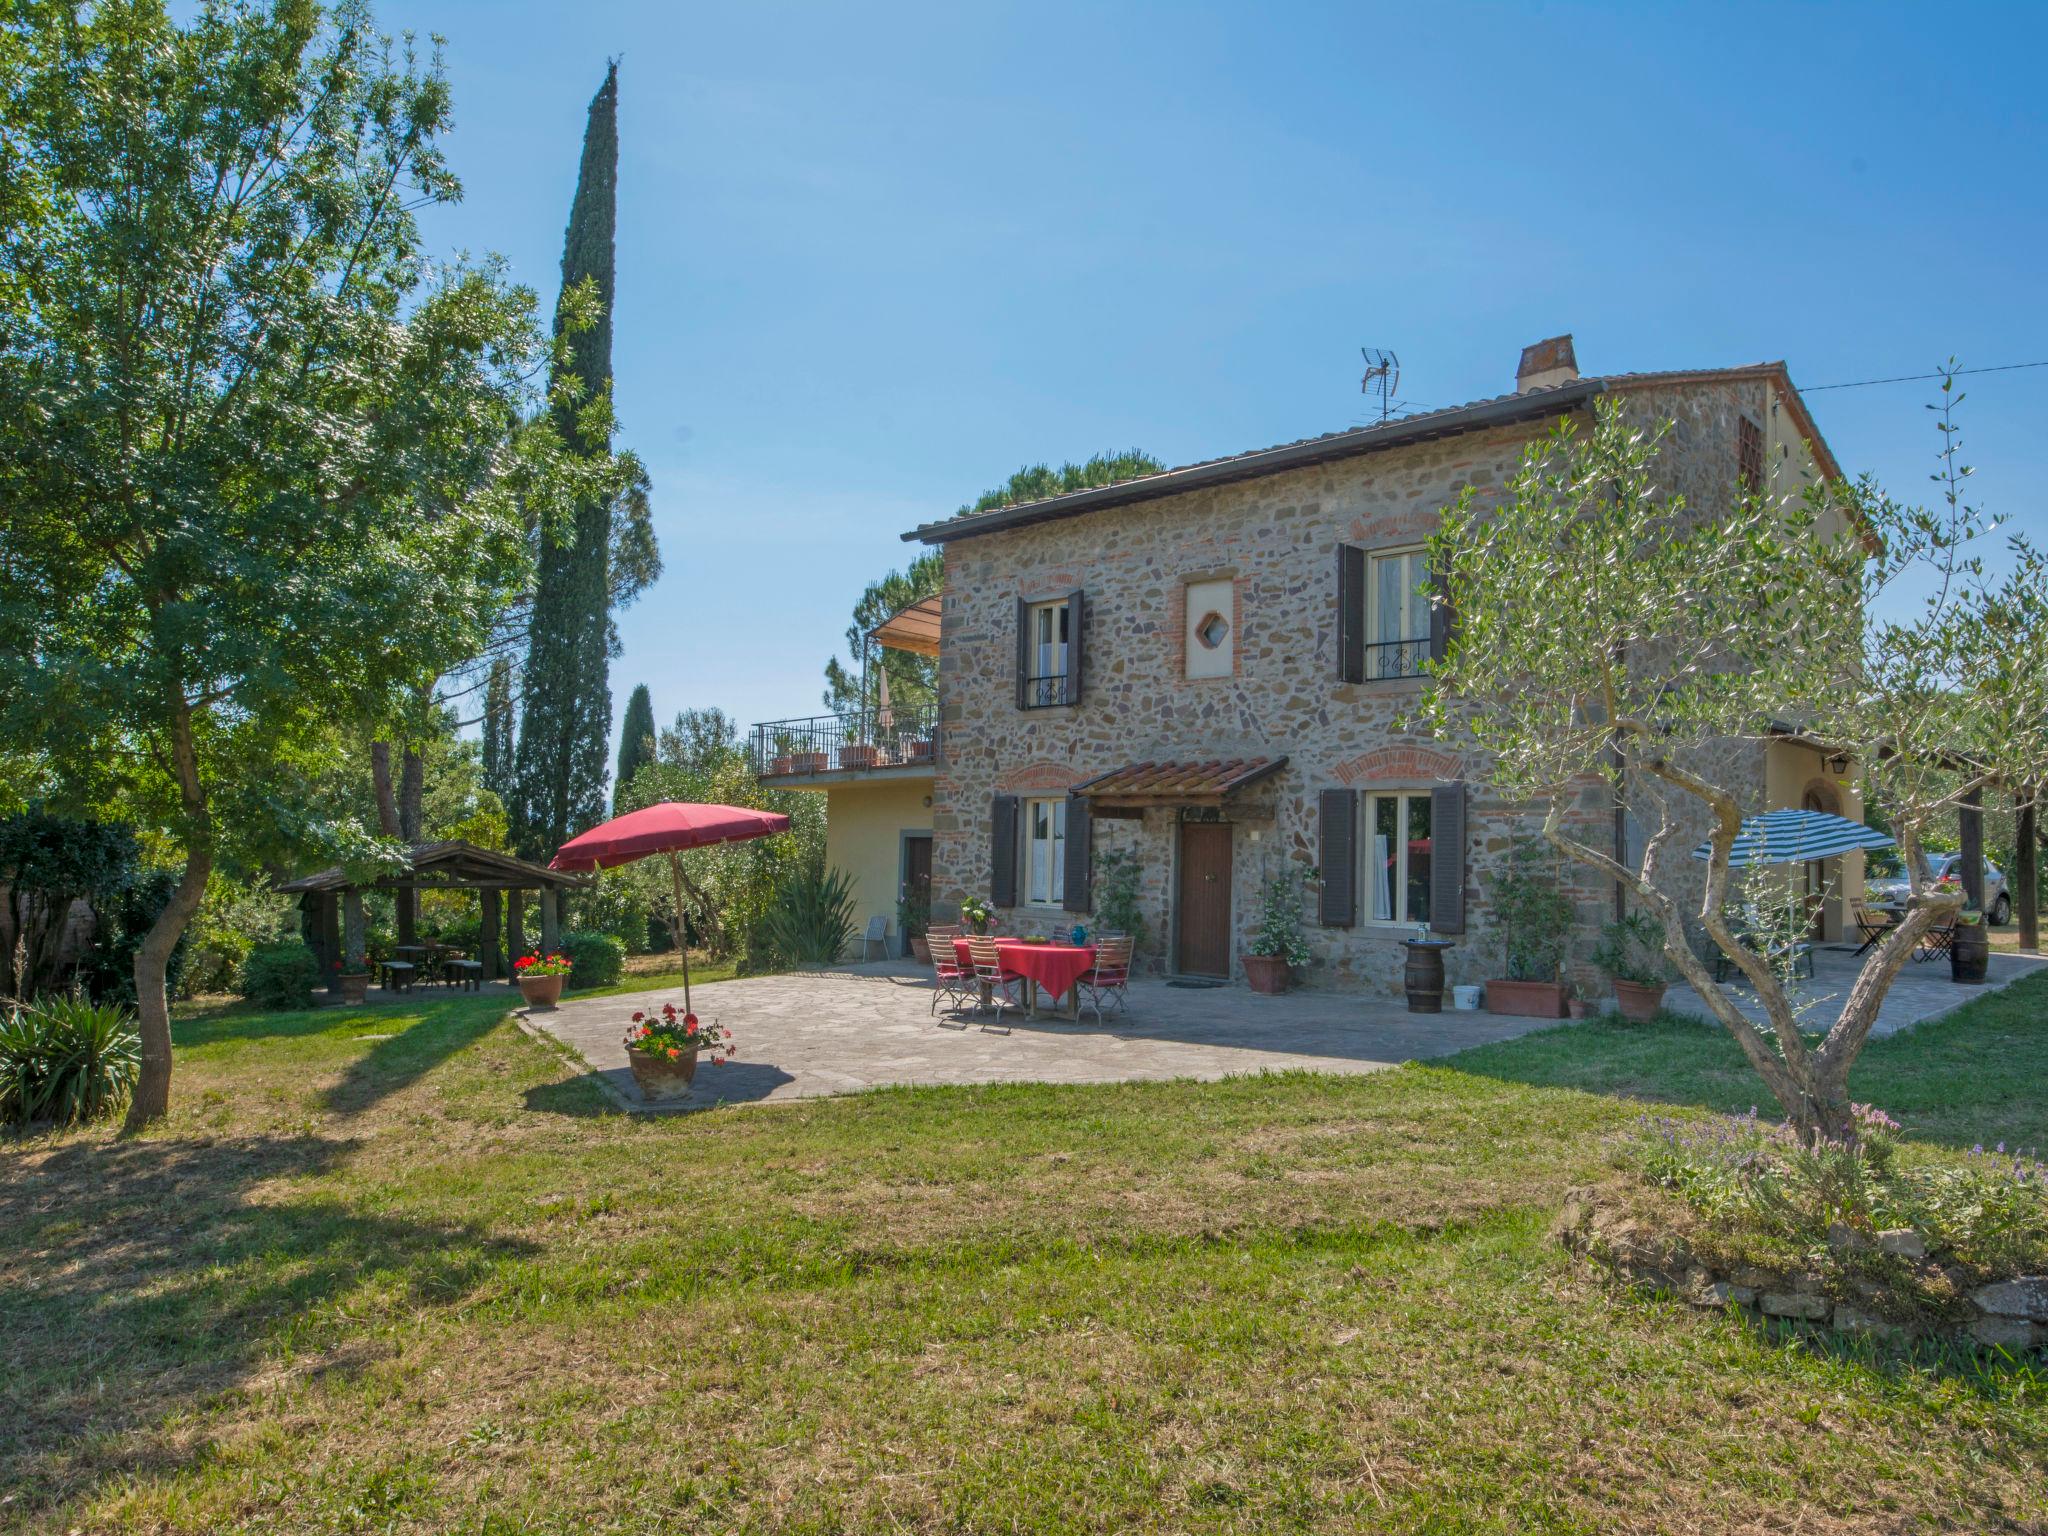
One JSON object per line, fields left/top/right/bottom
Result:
{"left": 1738, "top": 415, "right": 1765, "bottom": 489}
{"left": 1365, "top": 791, "right": 1433, "bottom": 924}
{"left": 1026, "top": 599, "right": 1068, "bottom": 707}
{"left": 1367, "top": 548, "right": 1430, "bottom": 679}
{"left": 1183, "top": 577, "right": 1234, "bottom": 678}
{"left": 1025, "top": 796, "right": 1066, "bottom": 904}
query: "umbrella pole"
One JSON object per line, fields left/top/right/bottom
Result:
{"left": 668, "top": 852, "right": 693, "bottom": 1015}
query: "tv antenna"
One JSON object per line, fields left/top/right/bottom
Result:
{"left": 1360, "top": 347, "right": 1400, "bottom": 423}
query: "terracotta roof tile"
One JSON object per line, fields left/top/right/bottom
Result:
{"left": 1072, "top": 756, "right": 1288, "bottom": 801}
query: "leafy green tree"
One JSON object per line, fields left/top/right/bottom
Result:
{"left": 614, "top": 683, "right": 656, "bottom": 811}
{"left": 481, "top": 658, "right": 516, "bottom": 804}
{"left": 513, "top": 61, "right": 625, "bottom": 859}
{"left": 0, "top": 1, "right": 627, "bottom": 1125}
{"left": 1417, "top": 382, "right": 2048, "bottom": 1142}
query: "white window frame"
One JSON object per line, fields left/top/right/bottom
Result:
{"left": 1024, "top": 796, "right": 1066, "bottom": 905}
{"left": 1028, "top": 599, "right": 1069, "bottom": 702}
{"left": 1366, "top": 546, "right": 1430, "bottom": 679}
{"left": 1363, "top": 789, "right": 1433, "bottom": 927}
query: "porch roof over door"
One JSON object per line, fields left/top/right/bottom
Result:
{"left": 1071, "top": 756, "right": 1287, "bottom": 809}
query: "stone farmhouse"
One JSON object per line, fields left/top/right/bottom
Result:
{"left": 752, "top": 337, "right": 1871, "bottom": 994}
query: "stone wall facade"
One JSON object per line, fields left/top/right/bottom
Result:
{"left": 929, "top": 376, "right": 1827, "bottom": 996}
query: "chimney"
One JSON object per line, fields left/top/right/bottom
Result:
{"left": 1515, "top": 334, "right": 1579, "bottom": 394}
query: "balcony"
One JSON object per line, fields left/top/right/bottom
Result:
{"left": 750, "top": 702, "right": 940, "bottom": 781}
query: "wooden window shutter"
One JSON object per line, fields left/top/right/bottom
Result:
{"left": 1738, "top": 415, "right": 1764, "bottom": 490}
{"left": 1429, "top": 781, "right": 1466, "bottom": 934}
{"left": 1336, "top": 545, "right": 1365, "bottom": 683}
{"left": 1014, "top": 598, "right": 1031, "bottom": 710}
{"left": 1429, "top": 568, "right": 1456, "bottom": 664}
{"left": 990, "top": 794, "right": 1019, "bottom": 906}
{"left": 1061, "top": 589, "right": 1084, "bottom": 705}
{"left": 1062, "top": 794, "right": 1092, "bottom": 913}
{"left": 1318, "top": 788, "right": 1356, "bottom": 927}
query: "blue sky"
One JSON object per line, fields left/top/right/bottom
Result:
{"left": 391, "top": 0, "right": 2048, "bottom": 750}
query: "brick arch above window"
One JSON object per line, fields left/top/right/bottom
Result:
{"left": 1333, "top": 746, "right": 1464, "bottom": 786}
{"left": 997, "top": 759, "right": 1081, "bottom": 793}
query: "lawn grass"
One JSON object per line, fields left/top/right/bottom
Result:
{"left": 4, "top": 976, "right": 2046, "bottom": 1532}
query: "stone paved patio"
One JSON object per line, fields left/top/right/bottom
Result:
{"left": 521, "top": 964, "right": 1570, "bottom": 1112}
{"left": 1662, "top": 944, "right": 2045, "bottom": 1039}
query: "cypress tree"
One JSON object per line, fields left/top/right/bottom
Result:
{"left": 481, "top": 657, "right": 515, "bottom": 802}
{"left": 614, "top": 683, "right": 655, "bottom": 810}
{"left": 513, "top": 62, "right": 621, "bottom": 857}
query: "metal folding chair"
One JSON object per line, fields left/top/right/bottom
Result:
{"left": 966, "top": 935, "right": 1021, "bottom": 1021}
{"left": 1075, "top": 936, "right": 1133, "bottom": 1022}
{"left": 860, "top": 914, "right": 891, "bottom": 961}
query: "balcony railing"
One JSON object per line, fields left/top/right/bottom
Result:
{"left": 1365, "top": 638, "right": 1430, "bottom": 680}
{"left": 750, "top": 702, "right": 941, "bottom": 778}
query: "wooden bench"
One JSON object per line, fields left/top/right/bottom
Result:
{"left": 443, "top": 959, "right": 484, "bottom": 993}
{"left": 379, "top": 960, "right": 417, "bottom": 993}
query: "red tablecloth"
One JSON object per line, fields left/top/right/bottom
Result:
{"left": 951, "top": 939, "right": 1097, "bottom": 1001}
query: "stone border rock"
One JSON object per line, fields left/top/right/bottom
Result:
{"left": 1554, "top": 1186, "right": 2047, "bottom": 1353}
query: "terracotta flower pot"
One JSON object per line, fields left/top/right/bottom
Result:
{"left": 769, "top": 755, "right": 794, "bottom": 776}
{"left": 839, "top": 744, "right": 875, "bottom": 770}
{"left": 904, "top": 738, "right": 933, "bottom": 763}
{"left": 338, "top": 972, "right": 370, "bottom": 1004}
{"left": 1244, "top": 953, "right": 1291, "bottom": 994}
{"left": 518, "top": 973, "right": 565, "bottom": 1009}
{"left": 910, "top": 934, "right": 932, "bottom": 964}
{"left": 1485, "top": 979, "right": 1568, "bottom": 1018}
{"left": 1611, "top": 978, "right": 1667, "bottom": 1022}
{"left": 793, "top": 751, "right": 828, "bottom": 773}
{"left": 628, "top": 1046, "right": 698, "bottom": 1101}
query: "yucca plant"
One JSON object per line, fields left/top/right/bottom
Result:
{"left": 0, "top": 997, "right": 142, "bottom": 1129}
{"left": 760, "top": 861, "right": 860, "bottom": 967}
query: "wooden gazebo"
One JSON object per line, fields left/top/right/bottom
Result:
{"left": 277, "top": 840, "right": 587, "bottom": 994}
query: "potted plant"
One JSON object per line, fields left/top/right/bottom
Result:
{"left": 333, "top": 957, "right": 370, "bottom": 1005}
{"left": 1245, "top": 871, "right": 1312, "bottom": 994}
{"left": 769, "top": 754, "right": 794, "bottom": 776}
{"left": 960, "top": 895, "right": 993, "bottom": 935}
{"left": 793, "top": 750, "right": 829, "bottom": 773}
{"left": 839, "top": 742, "right": 876, "bottom": 770}
{"left": 513, "top": 950, "right": 571, "bottom": 1009}
{"left": 1594, "top": 910, "right": 1669, "bottom": 1021}
{"left": 1486, "top": 841, "right": 1574, "bottom": 1017}
{"left": 903, "top": 737, "right": 933, "bottom": 763}
{"left": 899, "top": 887, "right": 933, "bottom": 963}
{"left": 624, "top": 1002, "right": 735, "bottom": 1101}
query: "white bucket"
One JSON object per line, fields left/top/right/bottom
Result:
{"left": 1451, "top": 984, "right": 1482, "bottom": 1012}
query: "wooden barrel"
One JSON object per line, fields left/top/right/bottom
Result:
{"left": 1403, "top": 940, "right": 1446, "bottom": 1013}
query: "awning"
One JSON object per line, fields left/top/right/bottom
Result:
{"left": 275, "top": 839, "right": 585, "bottom": 893}
{"left": 868, "top": 593, "right": 941, "bottom": 657}
{"left": 1072, "top": 756, "right": 1287, "bottom": 808}
{"left": 1689, "top": 809, "right": 1895, "bottom": 868}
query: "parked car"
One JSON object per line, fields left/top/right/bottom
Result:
{"left": 1867, "top": 854, "right": 2011, "bottom": 925}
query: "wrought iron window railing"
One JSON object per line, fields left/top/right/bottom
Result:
{"left": 1022, "top": 673, "right": 1067, "bottom": 708}
{"left": 1365, "top": 639, "right": 1430, "bottom": 680}
{"left": 750, "top": 702, "right": 941, "bottom": 777}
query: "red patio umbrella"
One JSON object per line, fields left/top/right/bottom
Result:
{"left": 549, "top": 802, "right": 791, "bottom": 1013}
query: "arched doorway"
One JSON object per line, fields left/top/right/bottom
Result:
{"left": 1802, "top": 782, "right": 1843, "bottom": 941}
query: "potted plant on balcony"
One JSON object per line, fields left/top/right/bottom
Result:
{"left": 903, "top": 736, "right": 933, "bottom": 764}
{"left": 513, "top": 949, "right": 571, "bottom": 1009}
{"left": 838, "top": 742, "right": 876, "bottom": 770}
{"left": 624, "top": 1002, "right": 735, "bottom": 1101}
{"left": 1244, "top": 871, "right": 1312, "bottom": 994}
{"left": 792, "top": 749, "right": 829, "bottom": 773}
{"left": 1593, "top": 910, "right": 1669, "bottom": 1021}
{"left": 1485, "top": 841, "right": 1574, "bottom": 1017}
{"left": 769, "top": 753, "right": 794, "bottom": 777}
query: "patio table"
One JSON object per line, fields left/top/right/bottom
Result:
{"left": 952, "top": 938, "right": 1097, "bottom": 1020}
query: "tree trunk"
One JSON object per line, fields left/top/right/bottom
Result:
{"left": 125, "top": 698, "right": 211, "bottom": 1132}
{"left": 371, "top": 741, "right": 402, "bottom": 836}
{"left": 396, "top": 744, "right": 424, "bottom": 944}
{"left": 2016, "top": 791, "right": 2038, "bottom": 952}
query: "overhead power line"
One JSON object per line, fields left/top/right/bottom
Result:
{"left": 1802, "top": 360, "right": 2048, "bottom": 392}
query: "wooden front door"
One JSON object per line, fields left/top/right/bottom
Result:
{"left": 1177, "top": 822, "right": 1234, "bottom": 977}
{"left": 902, "top": 835, "right": 933, "bottom": 956}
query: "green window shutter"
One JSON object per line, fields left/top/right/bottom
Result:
{"left": 1062, "top": 794, "right": 1092, "bottom": 913}
{"left": 1429, "top": 782, "right": 1466, "bottom": 934}
{"left": 1336, "top": 545, "right": 1365, "bottom": 683}
{"left": 1318, "top": 788, "right": 1356, "bottom": 927}
{"left": 990, "top": 794, "right": 1020, "bottom": 906}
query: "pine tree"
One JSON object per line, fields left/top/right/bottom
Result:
{"left": 513, "top": 62, "right": 621, "bottom": 858}
{"left": 615, "top": 683, "right": 655, "bottom": 810}
{"left": 481, "top": 658, "right": 515, "bottom": 802}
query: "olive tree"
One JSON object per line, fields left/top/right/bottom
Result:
{"left": 0, "top": 1, "right": 628, "bottom": 1126}
{"left": 1417, "top": 380, "right": 2048, "bottom": 1142}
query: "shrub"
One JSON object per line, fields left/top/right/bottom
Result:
{"left": 1492, "top": 840, "right": 1573, "bottom": 982}
{"left": 1090, "top": 848, "right": 1148, "bottom": 949}
{"left": 760, "top": 861, "right": 858, "bottom": 966}
{"left": 560, "top": 930, "right": 625, "bottom": 990}
{"left": 0, "top": 997, "right": 141, "bottom": 1128}
{"left": 567, "top": 869, "right": 651, "bottom": 953}
{"left": 183, "top": 872, "right": 299, "bottom": 997}
{"left": 239, "top": 941, "right": 322, "bottom": 1010}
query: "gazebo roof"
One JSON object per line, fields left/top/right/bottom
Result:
{"left": 276, "top": 839, "right": 586, "bottom": 894}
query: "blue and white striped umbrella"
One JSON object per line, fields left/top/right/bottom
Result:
{"left": 1690, "top": 808, "right": 1896, "bottom": 868}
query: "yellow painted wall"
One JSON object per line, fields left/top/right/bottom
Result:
{"left": 1764, "top": 738, "right": 1864, "bottom": 941}
{"left": 824, "top": 775, "right": 933, "bottom": 958}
